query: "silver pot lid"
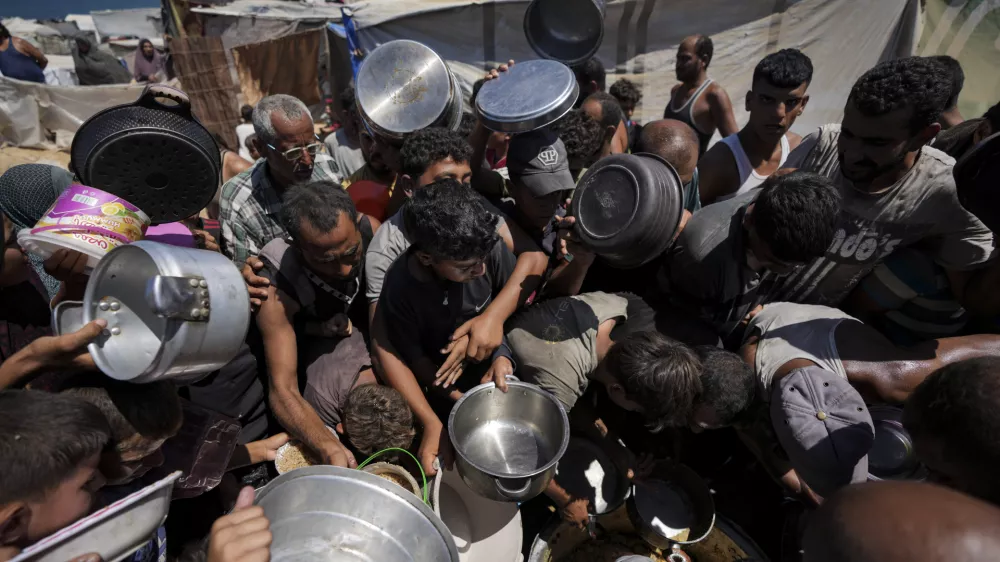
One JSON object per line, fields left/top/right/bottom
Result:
{"left": 475, "top": 59, "right": 578, "bottom": 133}
{"left": 356, "top": 40, "right": 454, "bottom": 138}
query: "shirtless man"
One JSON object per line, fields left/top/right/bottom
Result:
{"left": 663, "top": 34, "right": 738, "bottom": 155}
{"left": 699, "top": 49, "right": 812, "bottom": 205}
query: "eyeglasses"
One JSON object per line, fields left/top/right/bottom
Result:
{"left": 267, "top": 137, "right": 324, "bottom": 162}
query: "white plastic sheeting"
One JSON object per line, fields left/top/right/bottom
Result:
{"left": 0, "top": 77, "right": 148, "bottom": 149}
{"left": 90, "top": 8, "right": 163, "bottom": 40}
{"left": 350, "top": 0, "right": 919, "bottom": 139}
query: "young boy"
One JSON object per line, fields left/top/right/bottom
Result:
{"left": 0, "top": 390, "right": 110, "bottom": 552}
{"left": 338, "top": 383, "right": 416, "bottom": 458}
{"left": 379, "top": 179, "right": 518, "bottom": 401}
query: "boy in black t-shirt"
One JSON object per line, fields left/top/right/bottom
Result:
{"left": 381, "top": 179, "right": 517, "bottom": 401}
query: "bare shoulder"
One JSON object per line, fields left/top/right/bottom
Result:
{"left": 706, "top": 82, "right": 733, "bottom": 101}
{"left": 698, "top": 141, "right": 739, "bottom": 194}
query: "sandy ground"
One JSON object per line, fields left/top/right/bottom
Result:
{"left": 0, "top": 145, "right": 72, "bottom": 175}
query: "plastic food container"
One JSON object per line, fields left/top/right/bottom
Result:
{"left": 18, "top": 184, "right": 149, "bottom": 270}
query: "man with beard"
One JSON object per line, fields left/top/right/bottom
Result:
{"left": 699, "top": 49, "right": 812, "bottom": 205}
{"left": 663, "top": 35, "right": 738, "bottom": 155}
{"left": 777, "top": 57, "right": 999, "bottom": 315}
{"left": 254, "top": 182, "right": 379, "bottom": 468}
{"left": 219, "top": 94, "right": 340, "bottom": 265}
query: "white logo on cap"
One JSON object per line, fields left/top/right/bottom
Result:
{"left": 538, "top": 148, "right": 558, "bottom": 167}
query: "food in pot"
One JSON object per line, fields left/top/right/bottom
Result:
{"left": 377, "top": 471, "right": 414, "bottom": 491}
{"left": 561, "top": 532, "right": 668, "bottom": 561}
{"left": 276, "top": 442, "right": 320, "bottom": 473}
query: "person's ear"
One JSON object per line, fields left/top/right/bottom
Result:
{"left": 589, "top": 80, "right": 599, "bottom": 95}
{"left": 745, "top": 91, "right": 752, "bottom": 112}
{"left": 415, "top": 251, "right": 434, "bottom": 267}
{"left": 399, "top": 174, "right": 416, "bottom": 198}
{"left": 912, "top": 123, "right": 942, "bottom": 150}
{"left": 604, "top": 125, "right": 617, "bottom": 143}
{"left": 335, "top": 423, "right": 344, "bottom": 435}
{"left": 972, "top": 120, "right": 993, "bottom": 146}
{"left": 742, "top": 204, "right": 755, "bottom": 230}
{"left": 799, "top": 94, "right": 810, "bottom": 114}
{"left": 0, "top": 503, "right": 29, "bottom": 547}
{"left": 251, "top": 136, "right": 265, "bottom": 158}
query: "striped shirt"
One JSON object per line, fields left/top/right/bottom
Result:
{"left": 858, "top": 247, "right": 968, "bottom": 345}
{"left": 218, "top": 155, "right": 340, "bottom": 265}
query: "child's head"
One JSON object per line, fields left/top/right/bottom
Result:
{"left": 339, "top": 384, "right": 415, "bottom": 457}
{"left": 0, "top": 390, "right": 111, "bottom": 547}
{"left": 63, "top": 377, "right": 183, "bottom": 487}
{"left": 403, "top": 178, "right": 500, "bottom": 283}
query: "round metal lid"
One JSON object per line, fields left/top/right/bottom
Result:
{"left": 475, "top": 59, "right": 578, "bottom": 133}
{"left": 356, "top": 40, "right": 453, "bottom": 137}
{"left": 867, "top": 405, "right": 922, "bottom": 480}
{"left": 83, "top": 244, "right": 167, "bottom": 380}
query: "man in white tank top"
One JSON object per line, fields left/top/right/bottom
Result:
{"left": 699, "top": 49, "right": 813, "bottom": 205}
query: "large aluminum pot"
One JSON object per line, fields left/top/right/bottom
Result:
{"left": 356, "top": 40, "right": 463, "bottom": 142}
{"left": 448, "top": 381, "right": 570, "bottom": 502}
{"left": 255, "top": 465, "right": 459, "bottom": 562}
{"left": 524, "top": 0, "right": 606, "bottom": 66}
{"left": 52, "top": 240, "right": 249, "bottom": 383}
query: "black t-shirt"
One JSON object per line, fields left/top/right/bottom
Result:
{"left": 381, "top": 240, "right": 516, "bottom": 368}
{"left": 660, "top": 191, "right": 777, "bottom": 343}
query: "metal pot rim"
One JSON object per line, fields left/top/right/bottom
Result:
{"left": 448, "top": 380, "right": 570, "bottom": 478}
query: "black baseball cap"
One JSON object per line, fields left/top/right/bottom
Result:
{"left": 507, "top": 129, "right": 576, "bottom": 197}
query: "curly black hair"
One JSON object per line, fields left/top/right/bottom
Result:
{"left": 848, "top": 56, "right": 953, "bottom": 133}
{"left": 403, "top": 178, "right": 499, "bottom": 261}
{"left": 610, "top": 78, "right": 642, "bottom": 108}
{"left": 550, "top": 108, "right": 603, "bottom": 165}
{"left": 457, "top": 113, "right": 477, "bottom": 139}
{"left": 753, "top": 170, "right": 841, "bottom": 263}
{"left": 929, "top": 55, "right": 964, "bottom": 110}
{"left": 399, "top": 127, "right": 473, "bottom": 179}
{"left": 281, "top": 179, "right": 358, "bottom": 241}
{"left": 752, "top": 48, "right": 813, "bottom": 89}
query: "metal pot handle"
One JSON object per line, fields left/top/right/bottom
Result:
{"left": 136, "top": 84, "right": 193, "bottom": 117}
{"left": 668, "top": 544, "right": 691, "bottom": 562}
{"left": 52, "top": 300, "right": 85, "bottom": 336}
{"left": 494, "top": 477, "right": 532, "bottom": 500}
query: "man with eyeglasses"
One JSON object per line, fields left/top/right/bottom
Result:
{"left": 219, "top": 94, "right": 339, "bottom": 265}
{"left": 699, "top": 49, "right": 813, "bottom": 205}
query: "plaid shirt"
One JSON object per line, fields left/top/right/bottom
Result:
{"left": 219, "top": 154, "right": 340, "bottom": 265}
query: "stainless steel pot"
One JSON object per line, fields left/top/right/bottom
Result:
{"left": 475, "top": 59, "right": 578, "bottom": 134}
{"left": 356, "top": 40, "right": 462, "bottom": 142}
{"left": 524, "top": 0, "right": 606, "bottom": 65}
{"left": 448, "top": 381, "right": 570, "bottom": 502}
{"left": 52, "top": 240, "right": 250, "bottom": 383}
{"left": 867, "top": 405, "right": 928, "bottom": 482}
{"left": 255, "top": 465, "right": 459, "bottom": 562}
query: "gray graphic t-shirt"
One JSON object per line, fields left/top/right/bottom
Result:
{"left": 774, "top": 124, "right": 995, "bottom": 306}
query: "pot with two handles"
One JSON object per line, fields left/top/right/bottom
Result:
{"left": 449, "top": 380, "right": 570, "bottom": 502}
{"left": 52, "top": 240, "right": 250, "bottom": 383}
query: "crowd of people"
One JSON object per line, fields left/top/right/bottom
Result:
{"left": 2, "top": 30, "right": 1000, "bottom": 562}
{"left": 0, "top": 22, "right": 168, "bottom": 86}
